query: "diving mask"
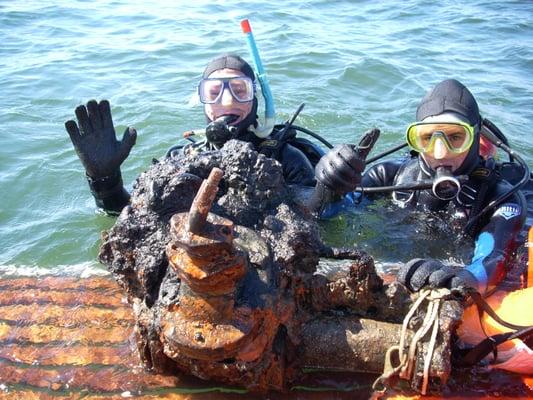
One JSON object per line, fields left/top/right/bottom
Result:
{"left": 198, "top": 76, "right": 255, "bottom": 104}
{"left": 406, "top": 121, "right": 475, "bottom": 154}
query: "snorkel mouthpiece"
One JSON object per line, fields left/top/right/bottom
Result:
{"left": 241, "top": 19, "right": 275, "bottom": 138}
{"left": 432, "top": 167, "right": 461, "bottom": 200}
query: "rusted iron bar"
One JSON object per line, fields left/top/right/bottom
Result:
{"left": 187, "top": 167, "right": 224, "bottom": 234}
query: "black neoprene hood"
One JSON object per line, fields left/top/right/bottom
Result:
{"left": 416, "top": 79, "right": 481, "bottom": 127}
{"left": 416, "top": 79, "right": 482, "bottom": 176}
{"left": 202, "top": 54, "right": 255, "bottom": 80}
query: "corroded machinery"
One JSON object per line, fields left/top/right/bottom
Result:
{"left": 99, "top": 140, "right": 463, "bottom": 393}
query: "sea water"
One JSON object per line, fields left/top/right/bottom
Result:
{"left": 1, "top": 0, "right": 532, "bottom": 275}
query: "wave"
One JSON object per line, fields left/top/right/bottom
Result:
{"left": 0, "top": 262, "right": 109, "bottom": 278}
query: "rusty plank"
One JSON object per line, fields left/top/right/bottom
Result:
{"left": 0, "top": 304, "right": 133, "bottom": 327}
{"left": 0, "top": 288, "right": 125, "bottom": 307}
{"left": 0, "top": 276, "right": 121, "bottom": 292}
{"left": 0, "top": 322, "right": 131, "bottom": 344}
{"left": 0, "top": 343, "right": 137, "bottom": 366}
{"left": 0, "top": 391, "right": 249, "bottom": 400}
{"left": 0, "top": 364, "right": 180, "bottom": 393}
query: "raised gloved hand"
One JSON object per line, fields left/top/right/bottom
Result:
{"left": 65, "top": 99, "right": 137, "bottom": 179}
{"left": 315, "top": 128, "right": 380, "bottom": 195}
{"left": 65, "top": 100, "right": 136, "bottom": 214}
{"left": 398, "top": 258, "right": 478, "bottom": 292}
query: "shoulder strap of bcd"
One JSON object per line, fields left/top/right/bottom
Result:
{"left": 455, "top": 290, "right": 533, "bottom": 367}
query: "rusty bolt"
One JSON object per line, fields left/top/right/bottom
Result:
{"left": 194, "top": 332, "right": 205, "bottom": 342}
{"left": 188, "top": 167, "right": 224, "bottom": 234}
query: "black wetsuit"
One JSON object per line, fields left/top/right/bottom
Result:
{"left": 359, "top": 156, "right": 527, "bottom": 294}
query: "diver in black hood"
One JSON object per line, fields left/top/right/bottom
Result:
{"left": 314, "top": 79, "right": 527, "bottom": 296}
{"left": 65, "top": 54, "right": 316, "bottom": 215}
{"left": 196, "top": 53, "right": 260, "bottom": 146}
{"left": 178, "top": 53, "right": 317, "bottom": 185}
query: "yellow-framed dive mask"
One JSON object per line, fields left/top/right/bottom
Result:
{"left": 406, "top": 121, "right": 475, "bottom": 154}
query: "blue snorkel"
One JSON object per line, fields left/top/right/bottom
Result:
{"left": 241, "top": 19, "right": 275, "bottom": 138}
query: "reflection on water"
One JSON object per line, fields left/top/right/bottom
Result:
{"left": 0, "top": 276, "right": 530, "bottom": 399}
{"left": 320, "top": 187, "right": 532, "bottom": 292}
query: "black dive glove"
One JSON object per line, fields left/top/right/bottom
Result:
{"left": 315, "top": 128, "right": 380, "bottom": 195}
{"left": 398, "top": 258, "right": 478, "bottom": 292}
{"left": 308, "top": 128, "right": 380, "bottom": 213}
{"left": 65, "top": 100, "right": 136, "bottom": 214}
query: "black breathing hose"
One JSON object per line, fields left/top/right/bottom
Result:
{"left": 464, "top": 119, "right": 530, "bottom": 232}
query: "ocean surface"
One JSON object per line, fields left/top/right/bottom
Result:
{"left": 1, "top": 0, "right": 532, "bottom": 273}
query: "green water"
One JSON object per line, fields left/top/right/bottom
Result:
{"left": 1, "top": 0, "right": 532, "bottom": 274}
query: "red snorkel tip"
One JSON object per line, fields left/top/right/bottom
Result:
{"left": 240, "top": 19, "right": 251, "bottom": 34}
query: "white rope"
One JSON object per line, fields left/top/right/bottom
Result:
{"left": 400, "top": 289, "right": 440, "bottom": 380}
{"left": 398, "top": 289, "right": 431, "bottom": 365}
{"left": 373, "top": 288, "right": 451, "bottom": 395}
{"left": 422, "top": 301, "right": 441, "bottom": 395}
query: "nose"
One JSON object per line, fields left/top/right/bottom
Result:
{"left": 433, "top": 137, "right": 449, "bottom": 160}
{"left": 220, "top": 87, "right": 235, "bottom": 106}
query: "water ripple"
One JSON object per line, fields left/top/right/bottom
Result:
{"left": 0, "top": 0, "right": 531, "bottom": 269}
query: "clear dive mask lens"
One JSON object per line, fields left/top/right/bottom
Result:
{"left": 198, "top": 76, "right": 255, "bottom": 104}
{"left": 406, "top": 122, "right": 474, "bottom": 154}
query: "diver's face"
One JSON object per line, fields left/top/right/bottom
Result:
{"left": 203, "top": 68, "right": 253, "bottom": 125}
{"left": 421, "top": 138, "right": 469, "bottom": 173}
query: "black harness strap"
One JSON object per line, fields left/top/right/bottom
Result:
{"left": 464, "top": 159, "right": 497, "bottom": 236}
{"left": 456, "top": 290, "right": 533, "bottom": 367}
{"left": 458, "top": 326, "right": 533, "bottom": 367}
{"left": 470, "top": 291, "right": 530, "bottom": 331}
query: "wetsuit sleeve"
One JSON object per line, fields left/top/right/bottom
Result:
{"left": 279, "top": 144, "right": 316, "bottom": 186}
{"left": 86, "top": 171, "right": 130, "bottom": 215}
{"left": 361, "top": 159, "right": 404, "bottom": 189}
{"left": 319, "top": 160, "right": 403, "bottom": 218}
{"left": 465, "top": 188, "right": 526, "bottom": 295}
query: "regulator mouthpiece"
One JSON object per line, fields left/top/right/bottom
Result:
{"left": 432, "top": 167, "right": 461, "bottom": 200}
{"left": 205, "top": 115, "right": 238, "bottom": 147}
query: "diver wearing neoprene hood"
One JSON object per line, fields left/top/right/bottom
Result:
{"left": 175, "top": 54, "right": 317, "bottom": 187}
{"left": 65, "top": 54, "right": 317, "bottom": 215}
{"left": 364, "top": 79, "right": 492, "bottom": 209}
{"left": 315, "top": 79, "right": 527, "bottom": 296}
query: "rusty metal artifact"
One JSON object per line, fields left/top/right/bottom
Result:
{"left": 98, "top": 141, "right": 463, "bottom": 394}
{"left": 0, "top": 275, "right": 529, "bottom": 398}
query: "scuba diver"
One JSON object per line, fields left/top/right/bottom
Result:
{"left": 65, "top": 53, "right": 320, "bottom": 215}
{"left": 313, "top": 79, "right": 528, "bottom": 297}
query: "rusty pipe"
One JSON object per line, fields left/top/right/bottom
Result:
{"left": 187, "top": 167, "right": 224, "bottom": 234}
